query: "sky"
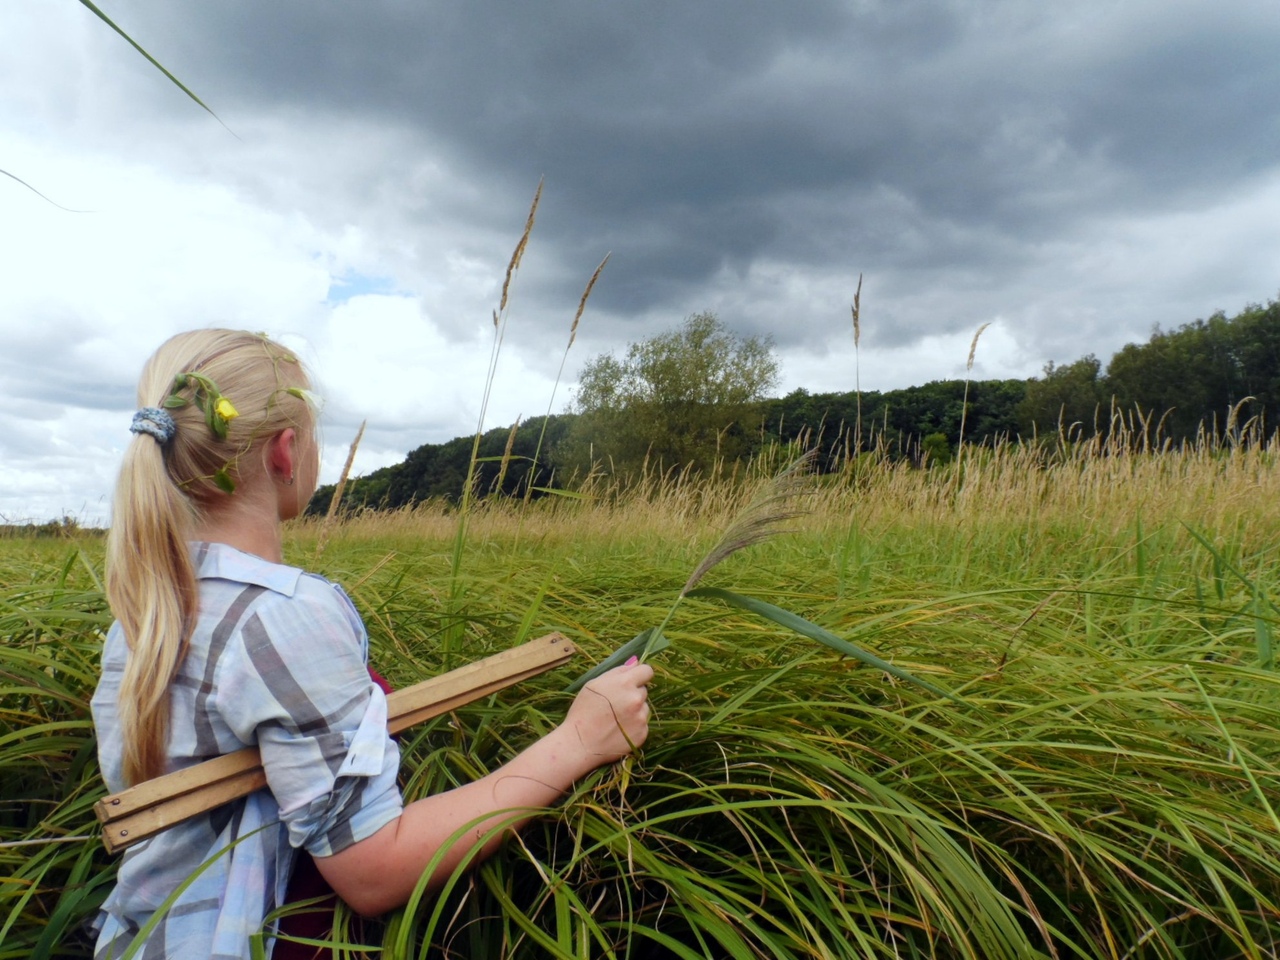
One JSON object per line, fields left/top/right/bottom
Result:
{"left": 2, "top": 1, "right": 1278, "bottom": 525}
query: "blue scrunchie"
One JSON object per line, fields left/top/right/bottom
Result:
{"left": 130, "top": 407, "right": 177, "bottom": 444}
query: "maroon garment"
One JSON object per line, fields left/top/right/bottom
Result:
{"left": 274, "top": 666, "right": 395, "bottom": 959}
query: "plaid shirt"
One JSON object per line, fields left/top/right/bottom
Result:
{"left": 90, "top": 543, "right": 404, "bottom": 960}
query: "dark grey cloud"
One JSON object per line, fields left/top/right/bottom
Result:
{"left": 80, "top": 1, "right": 1280, "bottom": 353}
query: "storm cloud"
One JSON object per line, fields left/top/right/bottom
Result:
{"left": 2, "top": 0, "right": 1277, "bottom": 522}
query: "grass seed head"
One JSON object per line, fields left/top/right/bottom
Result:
{"left": 680, "top": 449, "right": 816, "bottom": 596}
{"left": 967, "top": 321, "right": 991, "bottom": 372}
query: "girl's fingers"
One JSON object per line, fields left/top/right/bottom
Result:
{"left": 624, "top": 662, "right": 654, "bottom": 685}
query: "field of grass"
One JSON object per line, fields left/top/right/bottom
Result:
{"left": 4, "top": 441, "right": 1280, "bottom": 958}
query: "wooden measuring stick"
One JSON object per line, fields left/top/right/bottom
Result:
{"left": 95, "top": 632, "right": 576, "bottom": 854}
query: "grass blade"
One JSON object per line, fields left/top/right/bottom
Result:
{"left": 565, "top": 627, "right": 670, "bottom": 693}
{"left": 77, "top": 0, "right": 221, "bottom": 122}
{"left": 687, "top": 586, "right": 959, "bottom": 702}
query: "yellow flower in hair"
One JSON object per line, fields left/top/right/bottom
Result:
{"left": 215, "top": 398, "right": 239, "bottom": 422}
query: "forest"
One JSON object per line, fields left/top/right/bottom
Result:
{"left": 310, "top": 296, "right": 1280, "bottom": 512}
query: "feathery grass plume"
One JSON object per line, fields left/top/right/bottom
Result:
{"left": 1226, "top": 395, "right": 1257, "bottom": 447}
{"left": 966, "top": 321, "right": 990, "bottom": 372}
{"left": 494, "top": 417, "right": 521, "bottom": 495}
{"left": 571, "top": 446, "right": 964, "bottom": 701}
{"left": 569, "top": 252, "right": 608, "bottom": 350}
{"left": 566, "top": 450, "right": 817, "bottom": 691}
{"left": 521, "top": 253, "right": 610, "bottom": 507}
{"left": 498, "top": 178, "right": 542, "bottom": 315}
{"left": 448, "top": 182, "right": 545, "bottom": 657}
{"left": 852, "top": 274, "right": 862, "bottom": 349}
{"left": 478, "top": 181, "right": 542, "bottom": 437}
{"left": 957, "top": 321, "right": 991, "bottom": 460}
{"left": 678, "top": 449, "right": 816, "bottom": 597}
{"left": 327, "top": 420, "right": 365, "bottom": 522}
{"left": 314, "top": 419, "right": 365, "bottom": 561}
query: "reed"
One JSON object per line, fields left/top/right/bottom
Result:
{"left": 851, "top": 273, "right": 862, "bottom": 454}
{"left": 956, "top": 319, "right": 991, "bottom": 462}
{"left": 314, "top": 418, "right": 366, "bottom": 561}
{"left": 8, "top": 435, "right": 1280, "bottom": 956}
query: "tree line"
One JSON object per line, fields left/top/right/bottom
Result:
{"left": 310, "top": 297, "right": 1280, "bottom": 512}
{"left": 1017, "top": 297, "right": 1280, "bottom": 441}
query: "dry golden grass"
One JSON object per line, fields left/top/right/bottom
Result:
{"left": 291, "top": 433, "right": 1280, "bottom": 553}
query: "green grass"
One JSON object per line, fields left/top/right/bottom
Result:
{"left": 5, "top": 445, "right": 1280, "bottom": 957}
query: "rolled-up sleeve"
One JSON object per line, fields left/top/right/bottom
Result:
{"left": 215, "top": 579, "right": 404, "bottom": 857}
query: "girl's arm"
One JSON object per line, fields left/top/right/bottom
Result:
{"left": 314, "top": 660, "right": 653, "bottom": 916}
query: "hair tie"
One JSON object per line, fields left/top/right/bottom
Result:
{"left": 130, "top": 407, "right": 177, "bottom": 444}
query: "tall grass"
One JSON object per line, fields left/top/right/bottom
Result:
{"left": 292, "top": 434, "right": 1280, "bottom": 957}
{"left": 0, "top": 548, "right": 113, "bottom": 958}
{"left": 6, "top": 438, "right": 1280, "bottom": 957}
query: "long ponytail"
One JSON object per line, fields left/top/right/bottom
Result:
{"left": 106, "top": 330, "right": 313, "bottom": 785}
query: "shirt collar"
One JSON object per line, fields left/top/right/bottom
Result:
{"left": 191, "top": 541, "right": 304, "bottom": 597}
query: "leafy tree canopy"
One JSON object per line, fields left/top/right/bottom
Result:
{"left": 565, "top": 312, "right": 779, "bottom": 477}
{"left": 1019, "top": 297, "right": 1280, "bottom": 442}
{"left": 575, "top": 312, "right": 778, "bottom": 412}
{"left": 1015, "top": 355, "right": 1106, "bottom": 437}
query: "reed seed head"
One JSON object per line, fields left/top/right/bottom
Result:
{"left": 499, "top": 178, "right": 543, "bottom": 314}
{"left": 680, "top": 449, "right": 816, "bottom": 596}
{"left": 967, "top": 321, "right": 991, "bottom": 372}
{"left": 569, "top": 252, "right": 610, "bottom": 349}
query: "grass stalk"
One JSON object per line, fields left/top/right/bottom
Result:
{"left": 444, "top": 181, "right": 542, "bottom": 661}
{"left": 957, "top": 320, "right": 991, "bottom": 470}
{"left": 852, "top": 273, "right": 862, "bottom": 456}
{"left": 314, "top": 419, "right": 365, "bottom": 561}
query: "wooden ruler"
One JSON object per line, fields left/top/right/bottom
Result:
{"left": 94, "top": 632, "right": 576, "bottom": 854}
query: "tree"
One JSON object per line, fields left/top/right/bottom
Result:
{"left": 921, "top": 432, "right": 953, "bottom": 466}
{"left": 1106, "top": 304, "right": 1280, "bottom": 441}
{"left": 1018, "top": 298, "right": 1280, "bottom": 445}
{"left": 564, "top": 312, "right": 779, "bottom": 478}
{"left": 307, "top": 415, "right": 576, "bottom": 512}
{"left": 1016, "top": 355, "right": 1107, "bottom": 438}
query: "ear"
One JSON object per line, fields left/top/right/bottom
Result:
{"left": 265, "top": 428, "right": 297, "bottom": 483}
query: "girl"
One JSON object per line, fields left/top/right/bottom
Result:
{"left": 91, "top": 329, "right": 653, "bottom": 959}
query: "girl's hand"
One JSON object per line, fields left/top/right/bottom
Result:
{"left": 317, "top": 656, "right": 654, "bottom": 914}
{"left": 558, "top": 657, "right": 653, "bottom": 769}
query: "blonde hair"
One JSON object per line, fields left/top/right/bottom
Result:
{"left": 106, "top": 329, "right": 314, "bottom": 785}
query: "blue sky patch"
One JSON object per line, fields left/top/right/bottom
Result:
{"left": 326, "top": 273, "right": 399, "bottom": 305}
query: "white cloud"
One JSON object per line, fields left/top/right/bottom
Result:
{"left": 778, "top": 321, "right": 1037, "bottom": 399}
{"left": 0, "top": 131, "right": 565, "bottom": 523}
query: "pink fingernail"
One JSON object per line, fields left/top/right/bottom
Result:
{"left": 625, "top": 655, "right": 639, "bottom": 666}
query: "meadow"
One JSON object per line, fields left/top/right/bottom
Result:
{"left": 4, "top": 438, "right": 1280, "bottom": 958}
